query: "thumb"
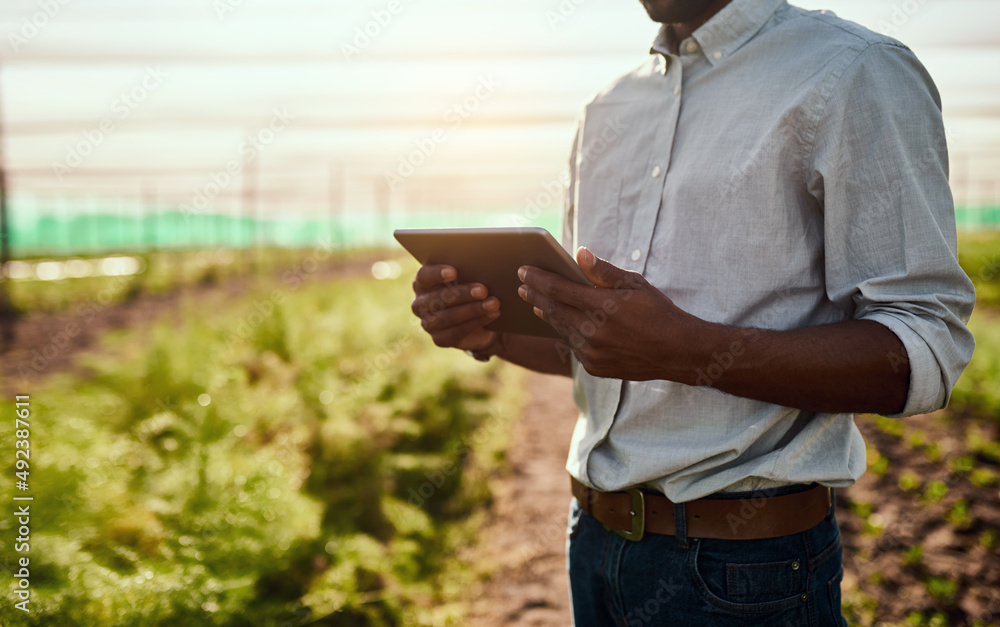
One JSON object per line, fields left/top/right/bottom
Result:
{"left": 577, "top": 247, "right": 637, "bottom": 289}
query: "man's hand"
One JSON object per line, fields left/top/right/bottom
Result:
{"left": 411, "top": 264, "right": 501, "bottom": 351}
{"left": 518, "top": 247, "right": 911, "bottom": 414}
{"left": 517, "top": 247, "right": 702, "bottom": 381}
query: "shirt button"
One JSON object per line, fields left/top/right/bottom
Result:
{"left": 683, "top": 39, "right": 699, "bottom": 55}
{"left": 713, "top": 50, "right": 722, "bottom": 61}
{"left": 651, "top": 165, "right": 661, "bottom": 178}
{"left": 674, "top": 84, "right": 681, "bottom": 96}
{"left": 631, "top": 249, "right": 641, "bottom": 262}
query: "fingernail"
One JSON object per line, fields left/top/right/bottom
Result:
{"left": 442, "top": 267, "right": 456, "bottom": 281}
{"left": 517, "top": 267, "right": 527, "bottom": 281}
{"left": 484, "top": 298, "right": 500, "bottom": 312}
{"left": 577, "top": 247, "right": 594, "bottom": 266}
{"left": 533, "top": 306, "right": 543, "bottom": 317}
{"left": 518, "top": 285, "right": 527, "bottom": 299}
{"left": 471, "top": 286, "right": 486, "bottom": 299}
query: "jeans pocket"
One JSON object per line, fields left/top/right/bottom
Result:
{"left": 725, "top": 560, "right": 804, "bottom": 604}
{"left": 689, "top": 539, "right": 808, "bottom": 614}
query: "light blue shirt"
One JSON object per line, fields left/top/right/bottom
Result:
{"left": 562, "top": 0, "right": 976, "bottom": 502}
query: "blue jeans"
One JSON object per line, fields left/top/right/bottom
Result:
{"left": 566, "top": 487, "right": 847, "bottom": 626}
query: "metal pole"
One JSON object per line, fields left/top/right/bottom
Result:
{"left": 0, "top": 62, "right": 16, "bottom": 346}
{"left": 329, "top": 160, "right": 344, "bottom": 246}
{"left": 241, "top": 149, "right": 257, "bottom": 275}
{"left": 142, "top": 180, "right": 157, "bottom": 252}
{"left": 374, "top": 175, "right": 388, "bottom": 246}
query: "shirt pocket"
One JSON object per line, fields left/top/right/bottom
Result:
{"left": 574, "top": 175, "right": 622, "bottom": 262}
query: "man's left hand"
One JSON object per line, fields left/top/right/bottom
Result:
{"left": 517, "top": 247, "right": 702, "bottom": 382}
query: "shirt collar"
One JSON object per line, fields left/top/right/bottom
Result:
{"left": 649, "top": 0, "right": 786, "bottom": 65}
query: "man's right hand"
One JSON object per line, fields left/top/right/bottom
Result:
{"left": 410, "top": 264, "right": 501, "bottom": 351}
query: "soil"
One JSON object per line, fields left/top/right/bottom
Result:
{"left": 469, "top": 376, "right": 1000, "bottom": 627}
{"left": 466, "top": 373, "right": 576, "bottom": 626}
{"left": 0, "top": 252, "right": 384, "bottom": 395}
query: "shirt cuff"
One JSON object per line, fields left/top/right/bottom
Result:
{"left": 863, "top": 312, "right": 946, "bottom": 418}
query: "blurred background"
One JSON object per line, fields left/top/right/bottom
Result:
{"left": 0, "top": 1, "right": 998, "bottom": 626}
{"left": 0, "top": 0, "right": 998, "bottom": 258}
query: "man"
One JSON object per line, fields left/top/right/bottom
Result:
{"left": 410, "top": 0, "right": 975, "bottom": 624}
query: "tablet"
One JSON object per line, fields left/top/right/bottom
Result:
{"left": 394, "top": 226, "right": 593, "bottom": 339}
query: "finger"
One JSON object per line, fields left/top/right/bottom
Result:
{"left": 413, "top": 264, "right": 458, "bottom": 292}
{"left": 411, "top": 283, "right": 490, "bottom": 318}
{"left": 518, "top": 265, "right": 599, "bottom": 310}
{"left": 428, "top": 312, "right": 502, "bottom": 348}
{"left": 421, "top": 297, "right": 500, "bottom": 332}
{"left": 576, "top": 247, "right": 646, "bottom": 290}
{"left": 518, "top": 283, "right": 585, "bottom": 337}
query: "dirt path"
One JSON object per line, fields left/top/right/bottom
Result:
{"left": 467, "top": 379, "right": 1000, "bottom": 626}
{"left": 468, "top": 372, "right": 577, "bottom": 626}
{"left": 0, "top": 252, "right": 385, "bottom": 395}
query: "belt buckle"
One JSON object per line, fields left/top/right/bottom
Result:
{"left": 604, "top": 487, "right": 645, "bottom": 542}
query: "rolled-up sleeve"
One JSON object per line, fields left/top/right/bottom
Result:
{"left": 808, "top": 42, "right": 976, "bottom": 418}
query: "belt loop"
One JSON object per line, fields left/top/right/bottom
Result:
{"left": 674, "top": 502, "right": 688, "bottom": 549}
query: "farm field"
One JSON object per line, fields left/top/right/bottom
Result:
{"left": 0, "top": 232, "right": 997, "bottom": 626}
{"left": 0, "top": 252, "right": 525, "bottom": 626}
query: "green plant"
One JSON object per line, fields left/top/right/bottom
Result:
{"left": 980, "top": 530, "right": 998, "bottom": 552}
{"left": 951, "top": 310, "right": 1000, "bottom": 417}
{"left": 875, "top": 415, "right": 905, "bottom": 439}
{"left": 922, "top": 480, "right": 949, "bottom": 504}
{"left": 871, "top": 453, "right": 890, "bottom": 477}
{"left": 907, "top": 429, "right": 927, "bottom": 449}
{"left": 949, "top": 455, "right": 976, "bottom": 476}
{"left": 924, "top": 442, "right": 943, "bottom": 464}
{"left": 969, "top": 467, "right": 1000, "bottom": 487}
{"left": 945, "top": 498, "right": 972, "bottom": 529}
{"left": 967, "top": 424, "right": 1000, "bottom": 462}
{"left": 0, "top": 268, "right": 525, "bottom": 626}
{"left": 923, "top": 575, "right": 959, "bottom": 605}
{"left": 902, "top": 544, "right": 923, "bottom": 567}
{"left": 899, "top": 470, "right": 923, "bottom": 492}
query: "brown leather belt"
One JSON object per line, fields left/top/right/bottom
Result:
{"left": 571, "top": 477, "right": 831, "bottom": 541}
